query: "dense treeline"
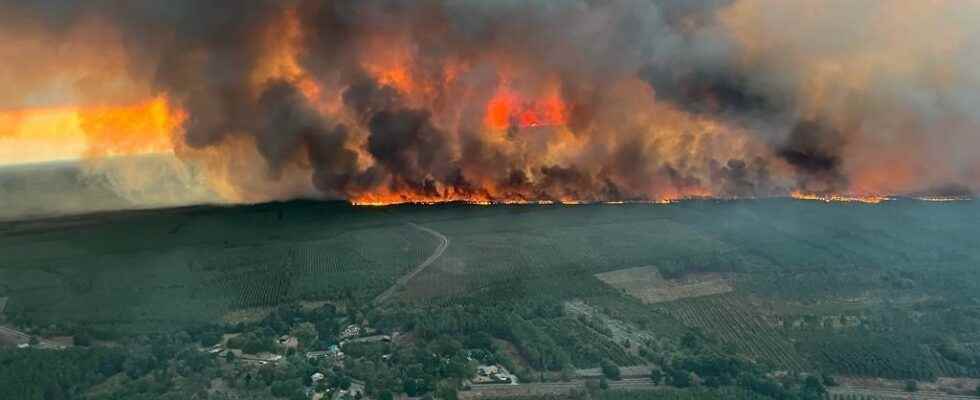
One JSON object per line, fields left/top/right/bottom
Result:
{"left": 0, "top": 348, "right": 124, "bottom": 400}
{"left": 376, "top": 298, "right": 652, "bottom": 371}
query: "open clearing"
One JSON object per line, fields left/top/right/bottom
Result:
{"left": 595, "top": 266, "right": 733, "bottom": 304}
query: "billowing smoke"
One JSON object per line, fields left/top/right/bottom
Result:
{"left": 2, "top": 0, "right": 978, "bottom": 205}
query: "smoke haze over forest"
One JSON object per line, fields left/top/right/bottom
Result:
{"left": 2, "top": 0, "right": 978, "bottom": 211}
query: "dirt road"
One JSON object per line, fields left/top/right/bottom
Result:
{"left": 0, "top": 325, "right": 67, "bottom": 349}
{"left": 372, "top": 223, "right": 449, "bottom": 305}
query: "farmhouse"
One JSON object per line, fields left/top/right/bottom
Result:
{"left": 307, "top": 344, "right": 344, "bottom": 361}
{"left": 278, "top": 334, "right": 299, "bottom": 349}
{"left": 237, "top": 352, "right": 283, "bottom": 365}
{"left": 339, "top": 324, "right": 361, "bottom": 339}
{"left": 472, "top": 364, "right": 516, "bottom": 385}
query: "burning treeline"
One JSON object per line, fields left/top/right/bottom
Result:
{"left": 1, "top": 1, "right": 978, "bottom": 205}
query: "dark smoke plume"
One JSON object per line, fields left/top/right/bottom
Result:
{"left": 2, "top": 0, "right": 979, "bottom": 204}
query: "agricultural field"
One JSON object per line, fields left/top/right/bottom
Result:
{"left": 595, "top": 266, "right": 734, "bottom": 304}
{"left": 659, "top": 293, "right": 810, "bottom": 371}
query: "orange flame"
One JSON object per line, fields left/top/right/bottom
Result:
{"left": 485, "top": 84, "right": 568, "bottom": 130}
{"left": 790, "top": 190, "right": 890, "bottom": 204}
{"left": 0, "top": 96, "right": 184, "bottom": 164}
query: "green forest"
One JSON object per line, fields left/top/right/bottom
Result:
{"left": 2, "top": 199, "right": 980, "bottom": 399}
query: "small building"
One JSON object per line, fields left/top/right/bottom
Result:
{"left": 278, "top": 335, "right": 299, "bottom": 349}
{"left": 339, "top": 325, "right": 361, "bottom": 340}
{"left": 473, "top": 364, "right": 516, "bottom": 385}
{"left": 311, "top": 372, "right": 325, "bottom": 384}
{"left": 478, "top": 365, "right": 499, "bottom": 376}
{"left": 306, "top": 345, "right": 344, "bottom": 361}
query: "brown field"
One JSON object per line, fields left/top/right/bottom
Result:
{"left": 595, "top": 266, "right": 733, "bottom": 304}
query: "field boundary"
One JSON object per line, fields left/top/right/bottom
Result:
{"left": 372, "top": 223, "right": 449, "bottom": 305}
{"left": 829, "top": 385, "right": 980, "bottom": 400}
{"left": 595, "top": 266, "right": 733, "bottom": 304}
{"left": 461, "top": 378, "right": 664, "bottom": 399}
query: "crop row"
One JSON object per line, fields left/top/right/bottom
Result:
{"left": 663, "top": 294, "right": 809, "bottom": 371}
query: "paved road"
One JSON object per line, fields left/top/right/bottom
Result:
{"left": 372, "top": 223, "right": 449, "bottom": 305}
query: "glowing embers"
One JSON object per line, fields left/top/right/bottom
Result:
{"left": 484, "top": 85, "right": 568, "bottom": 130}
{"left": 349, "top": 197, "right": 683, "bottom": 207}
{"left": 790, "top": 191, "right": 890, "bottom": 204}
{"left": 912, "top": 196, "right": 973, "bottom": 202}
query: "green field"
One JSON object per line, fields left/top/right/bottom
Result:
{"left": 2, "top": 199, "right": 980, "bottom": 380}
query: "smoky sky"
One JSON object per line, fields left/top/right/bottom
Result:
{"left": 2, "top": 0, "right": 978, "bottom": 202}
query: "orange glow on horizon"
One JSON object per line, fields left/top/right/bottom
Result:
{"left": 790, "top": 190, "right": 890, "bottom": 204}
{"left": 0, "top": 97, "right": 184, "bottom": 165}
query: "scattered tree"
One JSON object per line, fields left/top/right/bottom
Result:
{"left": 600, "top": 359, "right": 621, "bottom": 381}
{"left": 821, "top": 373, "right": 837, "bottom": 387}
{"left": 669, "top": 369, "right": 692, "bottom": 388}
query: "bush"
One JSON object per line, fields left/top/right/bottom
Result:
{"left": 600, "top": 359, "right": 621, "bottom": 380}
{"left": 199, "top": 332, "right": 222, "bottom": 347}
{"left": 669, "top": 369, "right": 692, "bottom": 388}
{"left": 271, "top": 380, "right": 302, "bottom": 398}
{"left": 74, "top": 333, "right": 93, "bottom": 347}
{"left": 650, "top": 368, "right": 664, "bottom": 385}
{"left": 905, "top": 380, "right": 918, "bottom": 392}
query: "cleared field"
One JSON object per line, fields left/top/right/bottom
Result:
{"left": 595, "top": 266, "right": 733, "bottom": 304}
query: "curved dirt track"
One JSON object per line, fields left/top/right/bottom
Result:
{"left": 372, "top": 223, "right": 449, "bottom": 305}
